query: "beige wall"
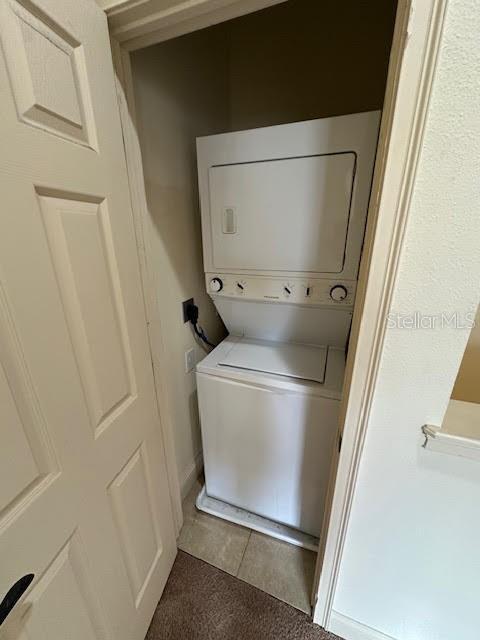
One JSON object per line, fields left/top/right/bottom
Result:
{"left": 131, "top": 0, "right": 396, "bottom": 495}
{"left": 451, "top": 307, "right": 480, "bottom": 403}
{"left": 228, "top": 0, "right": 397, "bottom": 130}
{"left": 131, "top": 29, "right": 228, "bottom": 496}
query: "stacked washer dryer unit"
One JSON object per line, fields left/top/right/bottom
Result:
{"left": 195, "top": 112, "right": 380, "bottom": 550}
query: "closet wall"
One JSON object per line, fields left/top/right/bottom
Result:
{"left": 132, "top": 29, "right": 229, "bottom": 495}
{"left": 131, "top": 0, "right": 397, "bottom": 496}
{"left": 228, "top": 0, "right": 397, "bottom": 130}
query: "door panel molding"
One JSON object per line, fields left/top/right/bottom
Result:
{"left": 0, "top": 279, "right": 59, "bottom": 531}
{"left": 20, "top": 530, "right": 110, "bottom": 640}
{"left": 38, "top": 192, "right": 137, "bottom": 437}
{"left": 108, "top": 445, "right": 163, "bottom": 609}
{"left": 104, "top": 0, "right": 287, "bottom": 51}
{"left": 0, "top": 0, "right": 98, "bottom": 148}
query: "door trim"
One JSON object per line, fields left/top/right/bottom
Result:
{"left": 313, "top": 0, "right": 447, "bottom": 628}
{"left": 105, "top": 0, "right": 447, "bottom": 627}
{"left": 106, "top": 0, "right": 288, "bottom": 51}
{"left": 110, "top": 39, "right": 183, "bottom": 534}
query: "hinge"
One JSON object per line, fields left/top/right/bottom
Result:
{"left": 338, "top": 432, "right": 343, "bottom": 453}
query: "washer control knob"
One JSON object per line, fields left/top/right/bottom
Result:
{"left": 209, "top": 277, "right": 223, "bottom": 293}
{"left": 330, "top": 285, "right": 348, "bottom": 302}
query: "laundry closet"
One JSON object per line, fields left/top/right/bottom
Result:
{"left": 129, "top": 0, "right": 397, "bottom": 614}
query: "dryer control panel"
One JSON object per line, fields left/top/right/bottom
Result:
{"left": 206, "top": 273, "right": 356, "bottom": 308}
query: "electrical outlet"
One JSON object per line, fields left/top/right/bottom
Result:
{"left": 185, "top": 348, "right": 196, "bottom": 373}
{"left": 182, "top": 298, "right": 194, "bottom": 323}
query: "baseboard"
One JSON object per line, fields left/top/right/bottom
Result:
{"left": 180, "top": 451, "right": 203, "bottom": 500}
{"left": 328, "top": 611, "right": 397, "bottom": 640}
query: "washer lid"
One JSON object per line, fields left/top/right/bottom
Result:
{"left": 218, "top": 338, "right": 327, "bottom": 383}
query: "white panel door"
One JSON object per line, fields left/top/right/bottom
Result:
{"left": 0, "top": 1, "right": 176, "bottom": 638}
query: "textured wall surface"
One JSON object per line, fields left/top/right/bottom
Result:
{"left": 332, "top": 1, "right": 480, "bottom": 638}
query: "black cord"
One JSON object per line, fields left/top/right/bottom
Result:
{"left": 186, "top": 302, "right": 217, "bottom": 349}
{"left": 193, "top": 322, "right": 216, "bottom": 348}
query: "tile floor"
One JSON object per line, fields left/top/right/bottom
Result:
{"left": 177, "top": 477, "right": 317, "bottom": 614}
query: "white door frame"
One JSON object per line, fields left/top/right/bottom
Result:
{"left": 105, "top": 0, "right": 447, "bottom": 627}
{"left": 106, "top": 0, "right": 288, "bottom": 51}
{"left": 313, "top": 0, "right": 447, "bottom": 627}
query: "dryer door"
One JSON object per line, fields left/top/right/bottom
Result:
{"left": 208, "top": 152, "right": 355, "bottom": 274}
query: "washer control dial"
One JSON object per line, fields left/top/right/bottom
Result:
{"left": 236, "top": 280, "right": 246, "bottom": 294}
{"left": 209, "top": 277, "right": 223, "bottom": 293}
{"left": 283, "top": 284, "right": 294, "bottom": 298}
{"left": 330, "top": 285, "right": 348, "bottom": 302}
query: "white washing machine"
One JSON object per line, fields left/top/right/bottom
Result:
{"left": 195, "top": 112, "right": 380, "bottom": 549}
{"left": 197, "top": 336, "right": 344, "bottom": 549}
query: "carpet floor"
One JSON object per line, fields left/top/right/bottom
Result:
{"left": 146, "top": 551, "right": 342, "bottom": 640}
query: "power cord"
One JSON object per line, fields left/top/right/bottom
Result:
{"left": 185, "top": 302, "right": 217, "bottom": 349}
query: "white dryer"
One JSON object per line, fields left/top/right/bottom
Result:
{"left": 195, "top": 112, "right": 380, "bottom": 548}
